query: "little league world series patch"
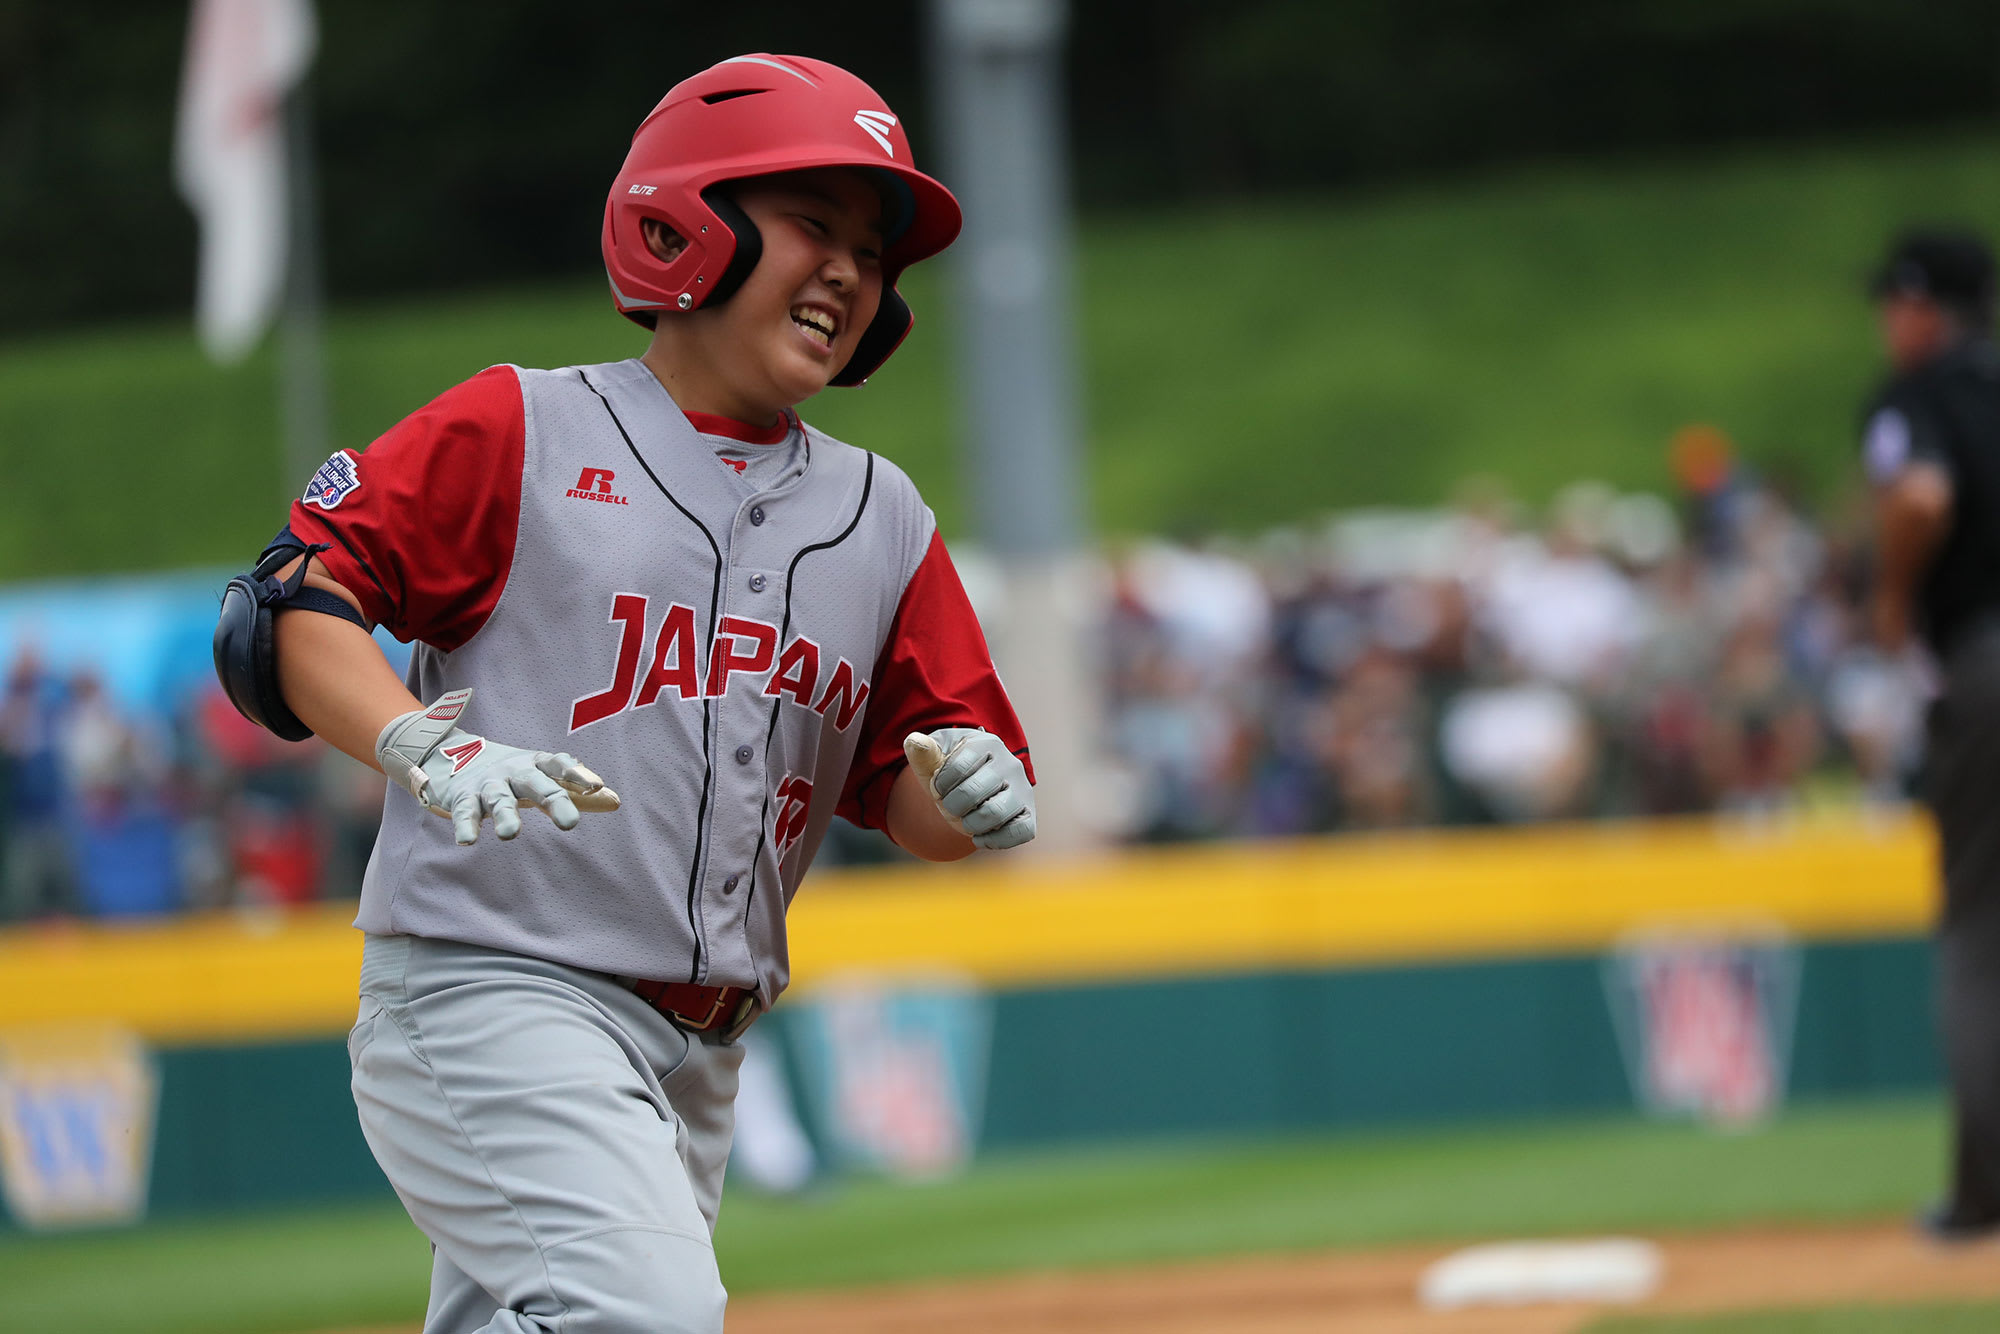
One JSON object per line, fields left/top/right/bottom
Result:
{"left": 303, "top": 450, "right": 362, "bottom": 510}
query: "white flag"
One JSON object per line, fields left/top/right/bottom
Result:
{"left": 174, "top": 0, "right": 318, "bottom": 364}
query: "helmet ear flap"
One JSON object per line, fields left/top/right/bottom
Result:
{"left": 699, "top": 189, "right": 764, "bottom": 308}
{"left": 831, "top": 287, "right": 912, "bottom": 387}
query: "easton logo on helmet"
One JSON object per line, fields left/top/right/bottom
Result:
{"left": 853, "top": 109, "right": 897, "bottom": 156}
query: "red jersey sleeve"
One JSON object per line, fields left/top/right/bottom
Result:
{"left": 286, "top": 365, "right": 525, "bottom": 651}
{"left": 838, "top": 531, "right": 1035, "bottom": 834}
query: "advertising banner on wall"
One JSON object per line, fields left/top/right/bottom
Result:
{"left": 1604, "top": 926, "right": 1801, "bottom": 1128}
{"left": 788, "top": 974, "right": 992, "bottom": 1179}
{"left": 0, "top": 1025, "right": 158, "bottom": 1229}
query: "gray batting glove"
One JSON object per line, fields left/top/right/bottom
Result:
{"left": 375, "top": 688, "right": 620, "bottom": 846}
{"left": 902, "top": 727, "right": 1036, "bottom": 851}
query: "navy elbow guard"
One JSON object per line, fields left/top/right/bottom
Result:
{"left": 214, "top": 527, "right": 369, "bottom": 742}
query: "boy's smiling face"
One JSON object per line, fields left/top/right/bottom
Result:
{"left": 643, "top": 167, "right": 887, "bottom": 424}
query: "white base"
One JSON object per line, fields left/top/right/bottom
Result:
{"left": 1419, "top": 1238, "right": 1664, "bottom": 1309}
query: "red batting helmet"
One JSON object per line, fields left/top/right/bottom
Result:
{"left": 602, "top": 54, "right": 962, "bottom": 387}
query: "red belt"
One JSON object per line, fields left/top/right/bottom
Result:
{"left": 628, "top": 979, "right": 755, "bottom": 1035}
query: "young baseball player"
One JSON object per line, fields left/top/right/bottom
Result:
{"left": 212, "top": 54, "right": 1034, "bottom": 1333}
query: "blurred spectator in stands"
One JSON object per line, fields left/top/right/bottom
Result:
{"left": 1248, "top": 555, "right": 1359, "bottom": 835}
{"left": 58, "top": 670, "right": 140, "bottom": 814}
{"left": 1702, "top": 608, "right": 1821, "bottom": 814}
{"left": 1825, "top": 642, "right": 1925, "bottom": 804}
{"left": 61, "top": 670, "right": 179, "bottom": 917}
{"left": 1099, "top": 462, "right": 1920, "bottom": 841}
{"left": 318, "top": 745, "right": 386, "bottom": 897}
{"left": 1619, "top": 550, "right": 1720, "bottom": 814}
{"left": 195, "top": 682, "right": 325, "bottom": 905}
{"left": 1110, "top": 620, "right": 1245, "bottom": 840}
{"left": 1671, "top": 423, "right": 1744, "bottom": 559}
{"left": 1321, "top": 645, "right": 1425, "bottom": 828}
{"left": 1108, "top": 540, "right": 1266, "bottom": 839}
{"left": 1479, "top": 483, "right": 1644, "bottom": 693}
{"left": 0, "top": 648, "right": 76, "bottom": 921}
{"left": 1439, "top": 666, "right": 1596, "bottom": 823}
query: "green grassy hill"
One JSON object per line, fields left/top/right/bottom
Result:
{"left": 8, "top": 132, "right": 2000, "bottom": 580}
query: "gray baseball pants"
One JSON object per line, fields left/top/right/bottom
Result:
{"left": 348, "top": 933, "right": 744, "bottom": 1334}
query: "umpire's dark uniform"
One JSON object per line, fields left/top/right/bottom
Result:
{"left": 1863, "top": 231, "right": 2000, "bottom": 1234}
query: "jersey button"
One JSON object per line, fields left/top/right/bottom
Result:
{"left": 749, "top": 573, "right": 767, "bottom": 592}
{"left": 750, "top": 507, "right": 767, "bottom": 526}
{"left": 723, "top": 874, "right": 740, "bottom": 894}
{"left": 734, "top": 744, "right": 753, "bottom": 764}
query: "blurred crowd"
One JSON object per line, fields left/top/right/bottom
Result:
{"left": 0, "top": 444, "right": 1929, "bottom": 922}
{"left": 1100, "top": 454, "right": 1921, "bottom": 842}
{"left": 0, "top": 650, "right": 382, "bottom": 922}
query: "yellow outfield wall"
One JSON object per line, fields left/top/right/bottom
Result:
{"left": 0, "top": 812, "right": 1939, "bottom": 1045}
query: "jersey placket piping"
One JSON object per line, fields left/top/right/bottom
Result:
{"left": 577, "top": 369, "right": 724, "bottom": 985}
{"left": 740, "top": 453, "right": 877, "bottom": 936}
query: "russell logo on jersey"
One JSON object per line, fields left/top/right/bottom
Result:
{"left": 566, "top": 467, "right": 630, "bottom": 505}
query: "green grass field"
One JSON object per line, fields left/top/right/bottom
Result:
{"left": 0, "top": 1097, "right": 1950, "bottom": 1333}
{"left": 8, "top": 133, "right": 2000, "bottom": 581}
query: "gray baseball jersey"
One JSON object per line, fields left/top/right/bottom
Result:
{"left": 289, "top": 357, "right": 1031, "bottom": 1004}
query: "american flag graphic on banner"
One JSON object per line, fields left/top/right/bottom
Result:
{"left": 787, "top": 976, "right": 992, "bottom": 1179}
{"left": 1606, "top": 930, "right": 1800, "bottom": 1128}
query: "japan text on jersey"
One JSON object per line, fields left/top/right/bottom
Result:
{"left": 568, "top": 600, "right": 871, "bottom": 735}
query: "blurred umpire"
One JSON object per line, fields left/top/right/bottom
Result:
{"left": 1862, "top": 227, "right": 2000, "bottom": 1239}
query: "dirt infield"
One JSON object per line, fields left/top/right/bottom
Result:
{"left": 720, "top": 1223, "right": 2000, "bottom": 1334}
{"left": 321, "top": 1221, "right": 2000, "bottom": 1334}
